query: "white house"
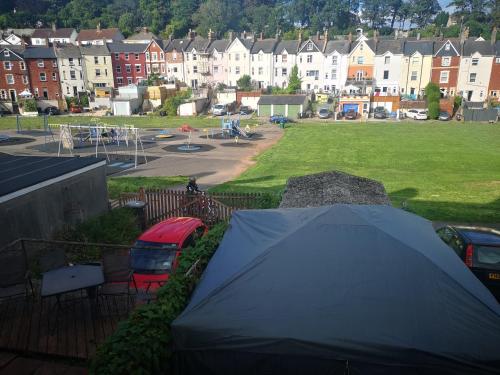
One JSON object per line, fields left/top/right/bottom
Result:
{"left": 226, "top": 34, "right": 254, "bottom": 87}
{"left": 31, "top": 28, "right": 77, "bottom": 46}
{"left": 56, "top": 45, "right": 86, "bottom": 97}
{"left": 323, "top": 40, "right": 350, "bottom": 94}
{"left": 207, "top": 37, "right": 230, "bottom": 86}
{"left": 164, "top": 38, "right": 188, "bottom": 84}
{"left": 272, "top": 40, "right": 299, "bottom": 89}
{"left": 183, "top": 32, "right": 211, "bottom": 89}
{"left": 297, "top": 34, "right": 327, "bottom": 93}
{"left": 250, "top": 37, "right": 278, "bottom": 89}
{"left": 373, "top": 39, "right": 404, "bottom": 96}
{"left": 76, "top": 27, "right": 124, "bottom": 46}
{"left": 0, "top": 33, "right": 23, "bottom": 46}
{"left": 457, "top": 39, "right": 495, "bottom": 102}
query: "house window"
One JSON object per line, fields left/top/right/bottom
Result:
{"left": 146, "top": 65, "right": 151, "bottom": 73}
{"left": 125, "top": 53, "right": 129, "bottom": 60}
{"left": 307, "top": 43, "right": 313, "bottom": 51}
{"left": 52, "top": 72, "right": 57, "bottom": 81}
{"left": 19, "top": 61, "right": 26, "bottom": 70}
{"left": 105, "top": 69, "right": 108, "bottom": 76}
{"left": 3, "top": 61, "right": 11, "bottom": 70}
{"left": 469, "top": 73, "right": 476, "bottom": 83}
{"left": 103, "top": 57, "right": 107, "bottom": 64}
{"left": 173, "top": 52, "right": 177, "bottom": 60}
{"left": 412, "top": 57, "right": 420, "bottom": 65}
{"left": 442, "top": 57, "right": 451, "bottom": 66}
{"left": 251, "top": 67, "right": 254, "bottom": 75}
{"left": 307, "top": 55, "right": 312, "bottom": 63}
{"left": 135, "top": 64, "right": 141, "bottom": 73}
{"left": 193, "top": 66, "right": 198, "bottom": 73}
{"left": 192, "top": 53, "right": 196, "bottom": 61}
{"left": 127, "top": 78, "right": 132, "bottom": 85}
{"left": 93, "top": 56, "right": 98, "bottom": 64}
{"left": 70, "top": 70, "right": 76, "bottom": 80}
{"left": 258, "top": 67, "right": 263, "bottom": 75}
{"left": 117, "top": 77, "right": 123, "bottom": 85}
{"left": 52, "top": 60, "right": 57, "bottom": 67}
{"left": 145, "top": 52, "right": 150, "bottom": 61}
{"left": 331, "top": 69, "right": 337, "bottom": 79}
{"left": 6, "top": 74, "right": 14, "bottom": 84}
{"left": 66, "top": 86, "right": 70, "bottom": 94}
{"left": 471, "top": 58, "right": 479, "bottom": 66}
{"left": 235, "top": 66, "right": 240, "bottom": 74}
{"left": 95, "top": 83, "right": 105, "bottom": 87}
{"left": 282, "top": 54, "right": 288, "bottom": 63}
{"left": 114, "top": 53, "right": 119, "bottom": 60}
{"left": 22, "top": 76, "right": 28, "bottom": 84}
{"left": 214, "top": 66, "right": 219, "bottom": 73}
{"left": 235, "top": 53, "right": 240, "bottom": 61}
{"left": 95, "top": 68, "right": 101, "bottom": 77}
{"left": 359, "top": 43, "right": 364, "bottom": 51}
{"left": 384, "top": 56, "right": 390, "bottom": 64}
{"left": 496, "top": 57, "right": 500, "bottom": 63}
{"left": 42, "top": 88, "right": 48, "bottom": 99}
{"left": 445, "top": 43, "right": 450, "bottom": 51}
{"left": 152, "top": 52, "right": 157, "bottom": 61}
{"left": 411, "top": 71, "right": 417, "bottom": 81}
{"left": 282, "top": 68, "right": 287, "bottom": 76}
{"left": 332, "top": 56, "right": 338, "bottom": 65}
{"left": 39, "top": 72, "right": 46, "bottom": 81}
{"left": 135, "top": 53, "right": 140, "bottom": 60}
{"left": 78, "top": 58, "right": 81, "bottom": 65}
{"left": 63, "top": 71, "right": 67, "bottom": 80}
{"left": 3, "top": 51, "right": 9, "bottom": 57}
{"left": 160, "top": 52, "right": 164, "bottom": 60}
{"left": 357, "top": 56, "right": 364, "bottom": 64}
{"left": 116, "top": 65, "right": 121, "bottom": 73}
{"left": 37, "top": 59, "right": 44, "bottom": 67}
{"left": 439, "top": 71, "right": 449, "bottom": 83}
{"left": 383, "top": 70, "right": 389, "bottom": 79}
{"left": 126, "top": 64, "right": 131, "bottom": 73}
{"left": 173, "top": 67, "right": 178, "bottom": 73}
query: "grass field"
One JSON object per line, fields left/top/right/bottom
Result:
{"left": 217, "top": 122, "right": 500, "bottom": 223}
{"left": 0, "top": 114, "right": 257, "bottom": 131}
{"left": 107, "top": 176, "right": 187, "bottom": 199}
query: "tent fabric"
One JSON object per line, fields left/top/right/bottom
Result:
{"left": 172, "top": 205, "right": 500, "bottom": 375}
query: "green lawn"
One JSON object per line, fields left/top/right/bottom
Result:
{"left": 0, "top": 114, "right": 258, "bottom": 131}
{"left": 107, "top": 176, "right": 187, "bottom": 199}
{"left": 216, "top": 122, "right": 500, "bottom": 223}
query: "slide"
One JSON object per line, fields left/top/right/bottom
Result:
{"left": 232, "top": 123, "right": 249, "bottom": 138}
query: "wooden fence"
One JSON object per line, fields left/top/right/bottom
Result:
{"left": 117, "top": 188, "right": 262, "bottom": 226}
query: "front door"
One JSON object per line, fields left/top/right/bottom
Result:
{"left": 467, "top": 90, "right": 473, "bottom": 101}
{"left": 9, "top": 89, "right": 16, "bottom": 102}
{"left": 73, "top": 86, "right": 78, "bottom": 96}
{"left": 191, "top": 79, "right": 198, "bottom": 89}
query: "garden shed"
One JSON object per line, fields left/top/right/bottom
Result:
{"left": 257, "top": 95, "right": 308, "bottom": 118}
{"left": 172, "top": 205, "right": 500, "bottom": 375}
{"left": 0, "top": 154, "right": 107, "bottom": 247}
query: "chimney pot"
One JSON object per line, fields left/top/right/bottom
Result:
{"left": 243, "top": 30, "right": 247, "bottom": 39}
{"left": 491, "top": 26, "right": 497, "bottom": 45}
{"left": 348, "top": 32, "right": 352, "bottom": 42}
{"left": 260, "top": 32, "right": 263, "bottom": 41}
{"left": 298, "top": 31, "right": 302, "bottom": 44}
{"left": 52, "top": 23, "right": 56, "bottom": 32}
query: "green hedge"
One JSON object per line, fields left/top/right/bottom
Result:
{"left": 90, "top": 223, "right": 228, "bottom": 374}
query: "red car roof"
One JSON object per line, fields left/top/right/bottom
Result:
{"left": 137, "top": 217, "right": 204, "bottom": 246}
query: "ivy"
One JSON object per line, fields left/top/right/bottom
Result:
{"left": 90, "top": 223, "right": 228, "bottom": 375}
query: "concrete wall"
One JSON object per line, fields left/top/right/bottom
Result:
{"left": 0, "top": 165, "right": 108, "bottom": 247}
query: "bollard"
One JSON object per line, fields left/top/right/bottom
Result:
{"left": 126, "top": 200, "right": 147, "bottom": 231}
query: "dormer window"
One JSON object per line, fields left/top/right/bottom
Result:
{"left": 445, "top": 43, "right": 450, "bottom": 51}
{"left": 3, "top": 50, "right": 9, "bottom": 57}
{"left": 359, "top": 43, "right": 364, "bottom": 51}
{"left": 307, "top": 43, "right": 313, "bottom": 51}
{"left": 472, "top": 58, "right": 479, "bottom": 66}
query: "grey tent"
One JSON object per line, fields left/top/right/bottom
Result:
{"left": 172, "top": 205, "right": 500, "bottom": 375}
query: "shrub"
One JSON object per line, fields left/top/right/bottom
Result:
{"left": 237, "top": 75, "right": 252, "bottom": 91}
{"left": 162, "top": 88, "right": 192, "bottom": 116}
{"left": 425, "top": 82, "right": 440, "bottom": 119}
{"left": 23, "top": 99, "right": 38, "bottom": 112}
{"left": 428, "top": 101, "right": 440, "bottom": 119}
{"left": 90, "top": 223, "right": 228, "bottom": 375}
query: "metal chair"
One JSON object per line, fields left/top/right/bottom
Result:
{"left": 0, "top": 250, "right": 33, "bottom": 300}
{"left": 99, "top": 252, "right": 137, "bottom": 312}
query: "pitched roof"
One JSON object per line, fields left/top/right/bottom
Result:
{"left": 325, "top": 40, "right": 350, "bottom": 54}
{"left": 76, "top": 28, "right": 122, "bottom": 42}
{"left": 23, "top": 47, "right": 56, "bottom": 59}
{"left": 433, "top": 39, "right": 460, "bottom": 56}
{"left": 126, "top": 31, "right": 158, "bottom": 41}
{"left": 403, "top": 40, "right": 434, "bottom": 56}
{"left": 31, "top": 29, "right": 52, "bottom": 38}
{"left": 107, "top": 42, "right": 148, "bottom": 53}
{"left": 258, "top": 95, "right": 307, "bottom": 105}
{"left": 55, "top": 45, "right": 81, "bottom": 58}
{"left": 251, "top": 39, "right": 278, "bottom": 53}
{"left": 208, "top": 39, "right": 230, "bottom": 53}
{"left": 234, "top": 37, "right": 254, "bottom": 50}
{"left": 79, "top": 44, "right": 110, "bottom": 56}
{"left": 299, "top": 37, "right": 325, "bottom": 53}
{"left": 164, "top": 38, "right": 190, "bottom": 52}
{"left": 185, "top": 36, "right": 211, "bottom": 53}
{"left": 375, "top": 39, "right": 403, "bottom": 54}
{"left": 0, "top": 46, "right": 25, "bottom": 61}
{"left": 462, "top": 39, "right": 495, "bottom": 56}
{"left": 496, "top": 41, "right": 500, "bottom": 57}
{"left": 275, "top": 40, "right": 300, "bottom": 54}
{"left": 32, "top": 28, "right": 75, "bottom": 39}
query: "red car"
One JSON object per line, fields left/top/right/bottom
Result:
{"left": 131, "top": 217, "right": 207, "bottom": 291}
{"left": 69, "top": 104, "right": 83, "bottom": 113}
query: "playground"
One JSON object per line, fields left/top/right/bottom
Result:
{"left": 0, "top": 115, "right": 283, "bottom": 186}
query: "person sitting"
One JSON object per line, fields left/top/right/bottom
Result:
{"left": 186, "top": 177, "right": 200, "bottom": 194}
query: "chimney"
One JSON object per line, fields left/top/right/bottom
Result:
{"left": 208, "top": 28, "right": 214, "bottom": 42}
{"left": 229, "top": 31, "right": 234, "bottom": 41}
{"left": 439, "top": 31, "right": 444, "bottom": 40}
{"left": 243, "top": 30, "right": 247, "bottom": 39}
{"left": 463, "top": 26, "right": 469, "bottom": 40}
{"left": 188, "top": 28, "right": 195, "bottom": 41}
{"left": 416, "top": 32, "right": 421, "bottom": 40}
{"left": 298, "top": 31, "right": 302, "bottom": 44}
{"left": 394, "top": 29, "right": 398, "bottom": 40}
{"left": 143, "top": 27, "right": 148, "bottom": 33}
{"left": 322, "top": 29, "right": 328, "bottom": 52}
{"left": 491, "top": 26, "right": 497, "bottom": 45}
{"left": 348, "top": 32, "right": 352, "bottom": 43}
{"left": 374, "top": 29, "right": 378, "bottom": 43}
{"left": 51, "top": 23, "right": 56, "bottom": 32}
{"left": 260, "top": 32, "right": 263, "bottom": 41}
{"left": 169, "top": 34, "right": 173, "bottom": 41}
{"left": 97, "top": 22, "right": 101, "bottom": 32}
{"left": 316, "top": 31, "right": 320, "bottom": 40}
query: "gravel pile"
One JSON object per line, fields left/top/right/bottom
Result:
{"left": 279, "top": 171, "right": 391, "bottom": 208}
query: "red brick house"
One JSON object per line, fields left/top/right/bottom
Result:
{"left": 431, "top": 39, "right": 461, "bottom": 98}
{"left": 0, "top": 47, "right": 30, "bottom": 102}
{"left": 23, "top": 47, "right": 62, "bottom": 100}
{"left": 108, "top": 43, "right": 147, "bottom": 87}
{"left": 488, "top": 40, "right": 500, "bottom": 102}
{"left": 145, "top": 40, "right": 166, "bottom": 77}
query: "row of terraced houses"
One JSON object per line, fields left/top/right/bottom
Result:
{"left": 0, "top": 26, "right": 499, "bottom": 106}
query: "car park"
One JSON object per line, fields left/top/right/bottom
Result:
{"left": 373, "top": 106, "right": 387, "bottom": 119}
{"left": 438, "top": 111, "right": 451, "bottom": 121}
{"left": 318, "top": 108, "right": 332, "bottom": 119}
{"left": 344, "top": 110, "right": 358, "bottom": 120}
{"left": 130, "top": 217, "right": 207, "bottom": 291}
{"left": 436, "top": 225, "right": 500, "bottom": 301}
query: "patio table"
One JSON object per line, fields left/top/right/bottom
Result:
{"left": 41, "top": 265, "right": 104, "bottom": 298}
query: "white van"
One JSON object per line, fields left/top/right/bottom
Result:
{"left": 212, "top": 104, "right": 228, "bottom": 116}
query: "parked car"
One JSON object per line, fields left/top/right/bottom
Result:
{"left": 239, "top": 106, "right": 253, "bottom": 115}
{"left": 212, "top": 104, "right": 228, "bottom": 116}
{"left": 269, "top": 115, "right": 290, "bottom": 124}
{"left": 438, "top": 111, "right": 451, "bottom": 121}
{"left": 69, "top": 104, "right": 83, "bottom": 113}
{"left": 44, "top": 106, "right": 60, "bottom": 115}
{"left": 436, "top": 225, "right": 500, "bottom": 301}
{"left": 373, "top": 106, "right": 387, "bottom": 119}
{"left": 318, "top": 108, "right": 332, "bottom": 119}
{"left": 406, "top": 109, "right": 428, "bottom": 120}
{"left": 344, "top": 110, "right": 358, "bottom": 120}
{"left": 131, "top": 217, "right": 207, "bottom": 291}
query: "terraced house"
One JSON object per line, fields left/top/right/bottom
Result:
{"left": 431, "top": 39, "right": 461, "bottom": 98}
{"left": 56, "top": 45, "right": 85, "bottom": 97}
{"left": 183, "top": 31, "right": 211, "bottom": 89}
{"left": 80, "top": 45, "right": 114, "bottom": 90}
{"left": 400, "top": 39, "right": 434, "bottom": 99}
{"left": 226, "top": 33, "right": 253, "bottom": 87}
{"left": 207, "top": 35, "right": 230, "bottom": 86}
{"left": 164, "top": 37, "right": 188, "bottom": 83}
{"left": 24, "top": 47, "right": 61, "bottom": 101}
{"left": 373, "top": 39, "right": 404, "bottom": 96}
{"left": 346, "top": 34, "right": 376, "bottom": 94}
{"left": 273, "top": 39, "right": 299, "bottom": 89}
{"left": 108, "top": 43, "right": 147, "bottom": 86}
{"left": 250, "top": 36, "right": 278, "bottom": 89}
{"left": 0, "top": 46, "right": 30, "bottom": 103}
{"left": 297, "top": 33, "right": 327, "bottom": 93}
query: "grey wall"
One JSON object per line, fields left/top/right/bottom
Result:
{"left": 0, "top": 165, "right": 108, "bottom": 248}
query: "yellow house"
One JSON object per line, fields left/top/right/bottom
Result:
{"left": 80, "top": 45, "right": 114, "bottom": 90}
{"left": 346, "top": 35, "right": 376, "bottom": 94}
{"left": 400, "top": 41, "right": 434, "bottom": 99}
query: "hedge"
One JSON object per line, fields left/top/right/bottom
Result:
{"left": 90, "top": 223, "right": 228, "bottom": 374}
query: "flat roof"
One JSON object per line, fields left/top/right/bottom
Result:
{"left": 0, "top": 154, "right": 106, "bottom": 201}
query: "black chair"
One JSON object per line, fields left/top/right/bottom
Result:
{"left": 0, "top": 251, "right": 33, "bottom": 300}
{"left": 99, "top": 252, "right": 137, "bottom": 312}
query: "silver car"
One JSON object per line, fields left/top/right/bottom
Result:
{"left": 318, "top": 108, "right": 332, "bottom": 119}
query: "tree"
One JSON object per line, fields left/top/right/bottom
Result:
{"left": 425, "top": 82, "right": 440, "bottom": 119}
{"left": 192, "top": 0, "right": 241, "bottom": 36}
{"left": 237, "top": 75, "right": 253, "bottom": 91}
{"left": 434, "top": 11, "right": 449, "bottom": 28}
{"left": 286, "top": 65, "right": 301, "bottom": 94}
{"left": 411, "top": 0, "right": 441, "bottom": 28}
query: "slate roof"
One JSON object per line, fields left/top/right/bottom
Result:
{"left": 275, "top": 40, "right": 300, "bottom": 54}
{"left": 32, "top": 28, "right": 75, "bottom": 39}
{"left": 433, "top": 39, "right": 460, "bottom": 56}
{"left": 185, "top": 36, "right": 211, "bottom": 53}
{"left": 107, "top": 42, "right": 148, "bottom": 53}
{"left": 299, "top": 37, "right": 325, "bottom": 53}
{"left": 164, "top": 39, "right": 190, "bottom": 52}
{"left": 126, "top": 31, "right": 158, "bottom": 41}
{"left": 238, "top": 37, "right": 255, "bottom": 50}
{"left": 403, "top": 40, "right": 434, "bottom": 56}
{"left": 23, "top": 47, "right": 56, "bottom": 59}
{"left": 496, "top": 41, "right": 500, "bottom": 57}
{"left": 324, "top": 40, "right": 350, "bottom": 54}
{"left": 0, "top": 154, "right": 106, "bottom": 198}
{"left": 375, "top": 39, "right": 404, "bottom": 54}
{"left": 258, "top": 95, "right": 307, "bottom": 105}
{"left": 251, "top": 39, "right": 278, "bottom": 53}
{"left": 77, "top": 28, "right": 122, "bottom": 42}
{"left": 80, "top": 44, "right": 110, "bottom": 56}
{"left": 0, "top": 46, "right": 25, "bottom": 61}
{"left": 55, "top": 45, "right": 81, "bottom": 58}
{"left": 462, "top": 40, "right": 495, "bottom": 56}
{"left": 208, "top": 39, "right": 230, "bottom": 53}
{"left": 4, "top": 28, "right": 34, "bottom": 37}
